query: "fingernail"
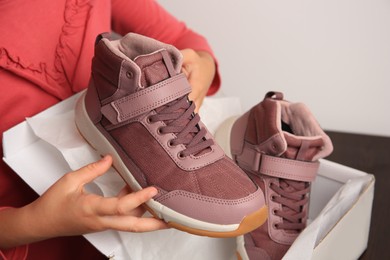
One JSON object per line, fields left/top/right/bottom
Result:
{"left": 100, "top": 155, "right": 110, "bottom": 162}
{"left": 149, "top": 187, "right": 158, "bottom": 197}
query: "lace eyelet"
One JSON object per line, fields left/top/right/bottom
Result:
{"left": 167, "top": 139, "right": 175, "bottom": 147}
{"left": 270, "top": 195, "right": 276, "bottom": 201}
{"left": 272, "top": 223, "right": 279, "bottom": 229}
{"left": 146, "top": 116, "right": 153, "bottom": 124}
{"left": 126, "top": 71, "right": 133, "bottom": 79}
{"left": 157, "top": 127, "right": 163, "bottom": 135}
{"left": 177, "top": 152, "right": 185, "bottom": 159}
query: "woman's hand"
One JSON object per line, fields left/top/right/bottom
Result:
{"left": 180, "top": 49, "right": 216, "bottom": 113}
{"left": 0, "top": 155, "right": 168, "bottom": 248}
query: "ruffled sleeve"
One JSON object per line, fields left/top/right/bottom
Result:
{"left": 0, "top": 0, "right": 111, "bottom": 100}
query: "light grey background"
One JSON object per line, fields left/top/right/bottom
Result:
{"left": 159, "top": 0, "right": 390, "bottom": 137}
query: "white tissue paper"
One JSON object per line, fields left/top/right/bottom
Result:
{"left": 3, "top": 91, "right": 373, "bottom": 260}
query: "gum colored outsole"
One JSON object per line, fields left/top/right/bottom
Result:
{"left": 144, "top": 203, "right": 268, "bottom": 238}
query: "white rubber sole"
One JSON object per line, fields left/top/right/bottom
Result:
{"left": 74, "top": 92, "right": 269, "bottom": 237}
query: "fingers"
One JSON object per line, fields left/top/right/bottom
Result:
{"left": 117, "top": 185, "right": 132, "bottom": 198}
{"left": 116, "top": 187, "right": 158, "bottom": 215}
{"left": 70, "top": 155, "right": 113, "bottom": 184}
{"left": 181, "top": 65, "right": 189, "bottom": 78}
{"left": 103, "top": 215, "right": 169, "bottom": 233}
{"left": 128, "top": 205, "right": 147, "bottom": 218}
{"left": 186, "top": 70, "right": 204, "bottom": 112}
{"left": 116, "top": 185, "right": 147, "bottom": 216}
{"left": 96, "top": 186, "right": 169, "bottom": 232}
{"left": 187, "top": 82, "right": 201, "bottom": 100}
{"left": 95, "top": 187, "right": 158, "bottom": 216}
{"left": 180, "top": 49, "right": 213, "bottom": 113}
{"left": 188, "top": 85, "right": 205, "bottom": 113}
{"left": 180, "top": 48, "right": 197, "bottom": 63}
{"left": 194, "top": 100, "right": 203, "bottom": 113}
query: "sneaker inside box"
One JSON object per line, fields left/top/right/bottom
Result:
{"left": 2, "top": 92, "right": 374, "bottom": 260}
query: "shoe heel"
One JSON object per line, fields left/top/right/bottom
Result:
{"left": 214, "top": 115, "right": 239, "bottom": 158}
{"left": 214, "top": 111, "right": 250, "bottom": 160}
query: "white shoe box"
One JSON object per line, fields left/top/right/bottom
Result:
{"left": 288, "top": 160, "right": 374, "bottom": 260}
{"left": 3, "top": 93, "right": 374, "bottom": 260}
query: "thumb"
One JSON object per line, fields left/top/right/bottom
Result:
{"left": 73, "top": 155, "right": 113, "bottom": 184}
{"left": 187, "top": 75, "right": 200, "bottom": 101}
{"left": 181, "top": 65, "right": 190, "bottom": 78}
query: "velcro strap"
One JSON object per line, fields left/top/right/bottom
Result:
{"left": 236, "top": 147, "right": 318, "bottom": 182}
{"left": 259, "top": 154, "right": 319, "bottom": 182}
{"left": 101, "top": 73, "right": 191, "bottom": 124}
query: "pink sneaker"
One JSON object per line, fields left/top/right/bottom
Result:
{"left": 75, "top": 33, "right": 267, "bottom": 237}
{"left": 217, "top": 92, "right": 333, "bottom": 258}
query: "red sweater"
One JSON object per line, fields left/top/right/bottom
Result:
{"left": 0, "top": 0, "right": 220, "bottom": 259}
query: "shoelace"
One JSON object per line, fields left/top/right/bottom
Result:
{"left": 270, "top": 179, "right": 310, "bottom": 231}
{"left": 148, "top": 96, "right": 214, "bottom": 157}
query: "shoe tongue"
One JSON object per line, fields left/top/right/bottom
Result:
{"left": 134, "top": 49, "right": 177, "bottom": 88}
{"left": 134, "top": 49, "right": 204, "bottom": 154}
